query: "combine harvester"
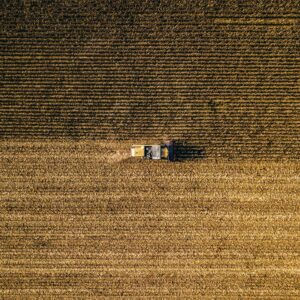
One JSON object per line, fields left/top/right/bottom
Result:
{"left": 131, "top": 141, "right": 176, "bottom": 161}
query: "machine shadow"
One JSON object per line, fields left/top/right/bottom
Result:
{"left": 175, "top": 141, "right": 205, "bottom": 161}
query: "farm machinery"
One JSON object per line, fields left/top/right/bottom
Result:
{"left": 131, "top": 141, "right": 176, "bottom": 161}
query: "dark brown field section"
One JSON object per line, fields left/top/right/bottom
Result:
{"left": 1, "top": 1, "right": 300, "bottom": 158}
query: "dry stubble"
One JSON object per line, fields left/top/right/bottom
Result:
{"left": 0, "top": 140, "right": 299, "bottom": 297}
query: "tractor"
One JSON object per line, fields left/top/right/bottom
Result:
{"left": 131, "top": 141, "right": 176, "bottom": 161}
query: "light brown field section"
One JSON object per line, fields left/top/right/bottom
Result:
{"left": 1, "top": 140, "right": 299, "bottom": 298}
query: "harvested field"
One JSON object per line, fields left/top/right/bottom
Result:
{"left": 1, "top": 140, "right": 300, "bottom": 297}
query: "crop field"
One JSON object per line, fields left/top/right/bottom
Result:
{"left": 1, "top": 1, "right": 300, "bottom": 158}
{"left": 1, "top": 0, "right": 300, "bottom": 298}
{"left": 0, "top": 140, "right": 299, "bottom": 297}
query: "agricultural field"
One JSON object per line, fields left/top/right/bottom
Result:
{"left": 1, "top": 0, "right": 300, "bottom": 298}
{"left": 0, "top": 140, "right": 299, "bottom": 297}
{"left": 1, "top": 1, "right": 299, "bottom": 158}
